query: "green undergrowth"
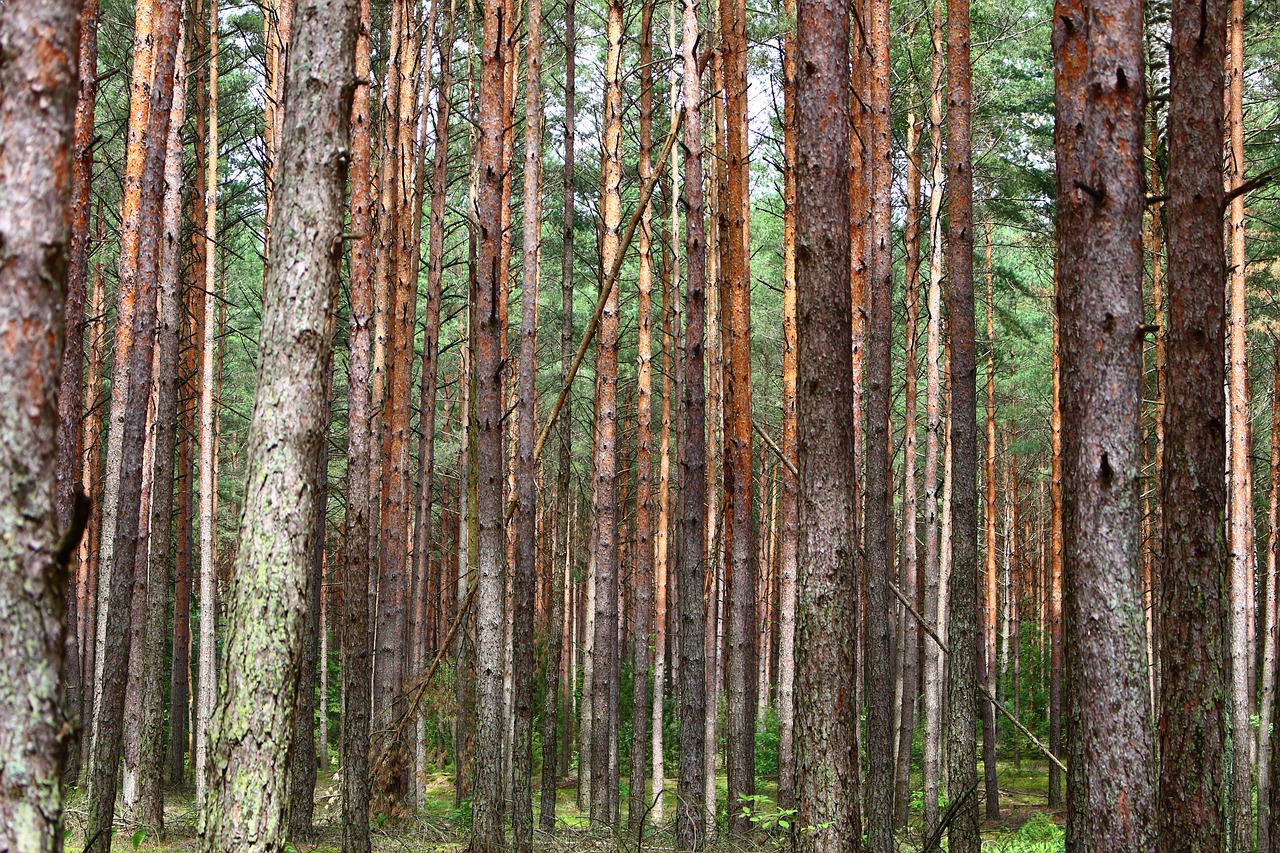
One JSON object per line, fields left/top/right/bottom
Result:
{"left": 59, "top": 760, "right": 1062, "bottom": 851}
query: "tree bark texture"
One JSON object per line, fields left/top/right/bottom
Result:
{"left": 1157, "top": 0, "right": 1229, "bottom": 849}
{"left": 197, "top": 0, "right": 356, "bottom": 843}
{"left": 1053, "top": 0, "right": 1157, "bottom": 844}
{"left": 793, "top": 0, "right": 862, "bottom": 848}
{"left": 0, "top": 0, "right": 81, "bottom": 842}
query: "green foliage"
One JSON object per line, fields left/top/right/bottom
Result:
{"left": 736, "top": 793, "right": 798, "bottom": 839}
{"left": 754, "top": 707, "right": 781, "bottom": 777}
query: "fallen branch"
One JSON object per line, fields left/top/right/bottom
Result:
{"left": 888, "top": 579, "right": 1066, "bottom": 774}
{"left": 751, "top": 412, "right": 1064, "bottom": 773}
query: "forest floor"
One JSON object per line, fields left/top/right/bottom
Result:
{"left": 62, "top": 759, "right": 1064, "bottom": 852}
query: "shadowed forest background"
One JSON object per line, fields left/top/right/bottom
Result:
{"left": 3, "top": 0, "right": 1280, "bottom": 849}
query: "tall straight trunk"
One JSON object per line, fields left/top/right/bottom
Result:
{"left": 413, "top": 0, "right": 456, "bottom": 794}
{"left": 84, "top": 0, "right": 182, "bottom": 840}
{"left": 943, "top": 0, "right": 979, "bottom": 843}
{"left": 512, "top": 0, "right": 543, "bottom": 839}
{"left": 920, "top": 0, "right": 947, "bottom": 832}
{"left": 793, "top": 0, "right": 862, "bottom": 844}
{"left": 590, "top": 0, "right": 624, "bottom": 826}
{"left": 776, "top": 0, "right": 799, "bottom": 810}
{"left": 0, "top": 0, "right": 81, "bottom": 839}
{"left": 652, "top": 93, "right": 678, "bottom": 818}
{"left": 195, "top": 0, "right": 220, "bottom": 813}
{"left": 1048, "top": 301, "right": 1064, "bottom": 807}
{"left": 542, "top": 0, "right": 575, "bottom": 827}
{"left": 863, "top": 0, "right": 893, "bottom": 839}
{"left": 58, "top": 0, "right": 100, "bottom": 772}
{"left": 676, "top": 0, "right": 709, "bottom": 839}
{"left": 1053, "top": 0, "right": 1157, "bottom": 843}
{"left": 80, "top": 218, "right": 107, "bottom": 779}
{"left": 1262, "top": 344, "right": 1280, "bottom": 853}
{"left": 340, "top": 0, "right": 374, "bottom": 847}
{"left": 470, "top": 0, "right": 508, "bottom": 839}
{"left": 704, "top": 37, "right": 725, "bottom": 833}
{"left": 374, "top": 0, "right": 424, "bottom": 790}
{"left": 894, "top": 111, "right": 924, "bottom": 829}
{"left": 629, "top": 0, "right": 656, "bottom": 834}
{"left": 1158, "top": 0, "right": 1230, "bottom": 848}
{"left": 127, "top": 41, "right": 187, "bottom": 829}
{"left": 719, "top": 0, "right": 756, "bottom": 830}
{"left": 978, "top": 225, "right": 999, "bottom": 819}
{"left": 1226, "top": 0, "right": 1252, "bottom": 844}
{"left": 198, "top": 0, "right": 356, "bottom": 842}
{"left": 169, "top": 0, "right": 207, "bottom": 784}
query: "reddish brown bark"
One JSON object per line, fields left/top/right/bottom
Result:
{"left": 512, "top": 0, "right": 542, "bottom": 839}
{"left": 793, "top": 0, "right": 862, "bottom": 844}
{"left": 542, "top": 0, "right": 575, "bottom": 827}
{"left": 862, "top": 0, "right": 893, "bottom": 838}
{"left": 0, "top": 0, "right": 82, "bottom": 840}
{"left": 1053, "top": 0, "right": 1156, "bottom": 842}
{"left": 1158, "top": 0, "right": 1230, "bottom": 849}
{"left": 84, "top": 0, "right": 182, "bottom": 840}
{"left": 943, "top": 0, "right": 979, "bottom": 844}
{"left": 589, "top": 0, "right": 624, "bottom": 827}
{"left": 675, "top": 0, "right": 709, "bottom": 840}
{"left": 719, "top": 0, "right": 756, "bottom": 831}
{"left": 470, "top": 0, "right": 509, "bottom": 839}
{"left": 340, "top": 0, "right": 374, "bottom": 846}
{"left": 629, "top": 0, "right": 656, "bottom": 834}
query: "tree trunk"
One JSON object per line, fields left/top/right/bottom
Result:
{"left": 651, "top": 77, "right": 678, "bottom": 814}
{"left": 84, "top": 0, "right": 182, "bottom": 840}
{"left": 79, "top": 215, "right": 107, "bottom": 779}
{"left": 195, "top": 0, "right": 219, "bottom": 812}
{"left": 863, "top": 0, "right": 893, "bottom": 838}
{"left": 197, "top": 0, "right": 356, "bottom": 842}
{"left": 793, "top": 0, "right": 862, "bottom": 845}
{"left": 412, "top": 0, "right": 456, "bottom": 812}
{"left": 720, "top": 0, "right": 756, "bottom": 830}
{"left": 1225, "top": 0, "right": 1252, "bottom": 844}
{"left": 288, "top": 346, "right": 334, "bottom": 839}
{"left": 169, "top": 0, "right": 206, "bottom": 785}
{"left": 129, "top": 39, "right": 188, "bottom": 829}
{"left": 894, "top": 110, "right": 924, "bottom": 830}
{"left": 589, "top": 0, "right": 624, "bottom": 826}
{"left": 374, "top": 0, "right": 424, "bottom": 795}
{"left": 1048, "top": 300, "right": 1064, "bottom": 807}
{"left": 920, "top": 0, "right": 946, "bottom": 831}
{"left": 943, "top": 0, "right": 979, "bottom": 843}
{"left": 776, "top": 0, "right": 799, "bottom": 810}
{"left": 629, "top": 0, "right": 656, "bottom": 834}
{"left": 470, "top": 0, "right": 509, "bottom": 839}
{"left": 542, "top": 0, "right": 575, "bottom": 826}
{"left": 1263, "top": 344, "right": 1280, "bottom": 853}
{"left": 705, "top": 37, "right": 725, "bottom": 834}
{"left": 512, "top": 0, "right": 542, "bottom": 840}
{"left": 979, "top": 224, "right": 999, "bottom": 820}
{"left": 57, "top": 0, "right": 100, "bottom": 779}
{"left": 676, "top": 0, "right": 709, "bottom": 840}
{"left": 1158, "top": 0, "right": 1230, "bottom": 848}
{"left": 341, "top": 0, "right": 374, "bottom": 846}
{"left": 1053, "top": 0, "right": 1157, "bottom": 842}
{"left": 0, "top": 0, "right": 81, "bottom": 839}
